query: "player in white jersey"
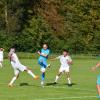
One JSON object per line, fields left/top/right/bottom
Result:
{"left": 8, "top": 48, "right": 39, "bottom": 87}
{"left": 52, "top": 50, "right": 73, "bottom": 86}
{"left": 0, "top": 48, "right": 4, "bottom": 68}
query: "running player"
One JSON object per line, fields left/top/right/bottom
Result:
{"left": 0, "top": 48, "right": 4, "bottom": 68}
{"left": 92, "top": 63, "right": 100, "bottom": 98}
{"left": 52, "top": 50, "right": 72, "bottom": 86}
{"left": 8, "top": 48, "right": 39, "bottom": 87}
{"left": 38, "top": 43, "right": 50, "bottom": 87}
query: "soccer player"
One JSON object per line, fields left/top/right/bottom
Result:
{"left": 8, "top": 48, "right": 39, "bottom": 87}
{"left": 52, "top": 50, "right": 72, "bottom": 86}
{"left": 38, "top": 43, "right": 50, "bottom": 87}
{"left": 0, "top": 48, "right": 4, "bottom": 68}
{"left": 92, "top": 63, "right": 100, "bottom": 98}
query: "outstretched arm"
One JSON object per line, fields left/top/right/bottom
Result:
{"left": 49, "top": 56, "right": 61, "bottom": 61}
{"left": 49, "top": 57, "right": 57, "bottom": 61}
{"left": 92, "top": 63, "right": 100, "bottom": 71}
{"left": 68, "top": 56, "right": 73, "bottom": 65}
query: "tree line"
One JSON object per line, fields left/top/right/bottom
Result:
{"left": 0, "top": 0, "right": 100, "bottom": 54}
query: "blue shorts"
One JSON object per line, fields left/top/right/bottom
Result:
{"left": 97, "top": 75, "right": 100, "bottom": 85}
{"left": 38, "top": 59, "right": 48, "bottom": 69}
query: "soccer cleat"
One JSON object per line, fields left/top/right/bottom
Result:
{"left": 8, "top": 84, "right": 13, "bottom": 87}
{"left": 53, "top": 82, "right": 57, "bottom": 84}
{"left": 34, "top": 76, "right": 39, "bottom": 80}
{"left": 68, "top": 84, "right": 72, "bottom": 87}
{"left": 47, "top": 64, "right": 51, "bottom": 69}
{"left": 41, "top": 81, "right": 44, "bottom": 87}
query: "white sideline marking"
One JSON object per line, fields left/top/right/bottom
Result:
{"left": 34, "top": 96, "right": 97, "bottom": 100}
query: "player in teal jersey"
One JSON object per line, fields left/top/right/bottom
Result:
{"left": 92, "top": 63, "right": 100, "bottom": 99}
{"left": 38, "top": 43, "right": 50, "bottom": 87}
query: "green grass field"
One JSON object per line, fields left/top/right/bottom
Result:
{"left": 0, "top": 58, "right": 100, "bottom": 100}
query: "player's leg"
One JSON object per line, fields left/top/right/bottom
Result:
{"left": 65, "top": 67, "right": 72, "bottom": 86}
{"left": 0, "top": 61, "right": 3, "bottom": 68}
{"left": 38, "top": 59, "right": 50, "bottom": 69}
{"left": 25, "top": 68, "right": 39, "bottom": 79}
{"left": 8, "top": 69, "right": 19, "bottom": 87}
{"left": 54, "top": 72, "right": 62, "bottom": 83}
{"left": 40, "top": 67, "right": 46, "bottom": 86}
{"left": 54, "top": 67, "right": 63, "bottom": 83}
{"left": 97, "top": 85, "right": 100, "bottom": 98}
{"left": 19, "top": 64, "right": 39, "bottom": 79}
{"left": 38, "top": 60, "right": 46, "bottom": 86}
{"left": 97, "top": 75, "right": 100, "bottom": 98}
{"left": 66, "top": 72, "right": 72, "bottom": 85}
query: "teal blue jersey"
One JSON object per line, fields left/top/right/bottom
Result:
{"left": 38, "top": 49, "right": 50, "bottom": 61}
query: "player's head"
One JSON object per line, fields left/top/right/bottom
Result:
{"left": 0, "top": 48, "right": 4, "bottom": 51}
{"left": 10, "top": 48, "right": 15, "bottom": 53}
{"left": 63, "top": 49, "right": 68, "bottom": 56}
{"left": 43, "top": 43, "right": 48, "bottom": 50}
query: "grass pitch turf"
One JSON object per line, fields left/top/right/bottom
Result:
{"left": 0, "top": 58, "right": 99, "bottom": 100}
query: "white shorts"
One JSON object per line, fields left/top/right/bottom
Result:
{"left": 11, "top": 62, "right": 27, "bottom": 73}
{"left": 40, "top": 67, "right": 46, "bottom": 73}
{"left": 59, "top": 66, "right": 70, "bottom": 73}
{"left": 0, "top": 58, "right": 3, "bottom": 62}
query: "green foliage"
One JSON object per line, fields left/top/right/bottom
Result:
{"left": 0, "top": 0, "right": 100, "bottom": 54}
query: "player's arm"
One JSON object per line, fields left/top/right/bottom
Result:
{"left": 68, "top": 56, "right": 73, "bottom": 65}
{"left": 37, "top": 51, "right": 49, "bottom": 57}
{"left": 11, "top": 56, "right": 16, "bottom": 63}
{"left": 8, "top": 53, "right": 16, "bottom": 63}
{"left": 8, "top": 53, "right": 11, "bottom": 61}
{"left": 49, "top": 57, "right": 57, "bottom": 61}
{"left": 50, "top": 56, "right": 61, "bottom": 61}
{"left": 92, "top": 63, "right": 100, "bottom": 71}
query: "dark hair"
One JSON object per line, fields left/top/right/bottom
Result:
{"left": 63, "top": 49, "right": 69, "bottom": 53}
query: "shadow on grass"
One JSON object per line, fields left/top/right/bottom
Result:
{"left": 45, "top": 83, "right": 77, "bottom": 87}
{"left": 19, "top": 83, "right": 40, "bottom": 87}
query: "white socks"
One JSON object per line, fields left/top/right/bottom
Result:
{"left": 55, "top": 76, "right": 71, "bottom": 84}
{"left": 0, "top": 63, "right": 2, "bottom": 68}
{"left": 9, "top": 76, "right": 17, "bottom": 85}
{"left": 55, "top": 76, "right": 59, "bottom": 83}
{"left": 68, "top": 78, "right": 71, "bottom": 84}
{"left": 27, "top": 70, "right": 36, "bottom": 78}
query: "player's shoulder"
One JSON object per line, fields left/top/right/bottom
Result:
{"left": 60, "top": 55, "right": 63, "bottom": 57}
{"left": 66, "top": 55, "right": 71, "bottom": 59}
{"left": 44, "top": 49, "right": 50, "bottom": 52}
{"left": 0, "top": 51, "right": 3, "bottom": 53}
{"left": 47, "top": 49, "right": 50, "bottom": 52}
{"left": 12, "top": 53, "right": 17, "bottom": 56}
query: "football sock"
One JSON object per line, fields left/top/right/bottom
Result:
{"left": 55, "top": 76, "right": 59, "bottom": 83}
{"left": 68, "top": 78, "right": 71, "bottom": 84}
{"left": 27, "top": 70, "right": 36, "bottom": 78}
{"left": 0, "top": 63, "right": 2, "bottom": 68}
{"left": 41, "top": 73, "right": 45, "bottom": 81}
{"left": 9, "top": 76, "right": 17, "bottom": 85}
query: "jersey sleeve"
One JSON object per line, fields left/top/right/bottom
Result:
{"left": 68, "top": 56, "right": 72, "bottom": 62}
{"left": 56, "top": 55, "right": 61, "bottom": 59}
{"left": 46, "top": 50, "right": 50, "bottom": 55}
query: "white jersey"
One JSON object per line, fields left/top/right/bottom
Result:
{"left": 11, "top": 53, "right": 20, "bottom": 64}
{"left": 10, "top": 53, "right": 27, "bottom": 72}
{"left": 0, "top": 51, "right": 3, "bottom": 61}
{"left": 57, "top": 55, "right": 72, "bottom": 68}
